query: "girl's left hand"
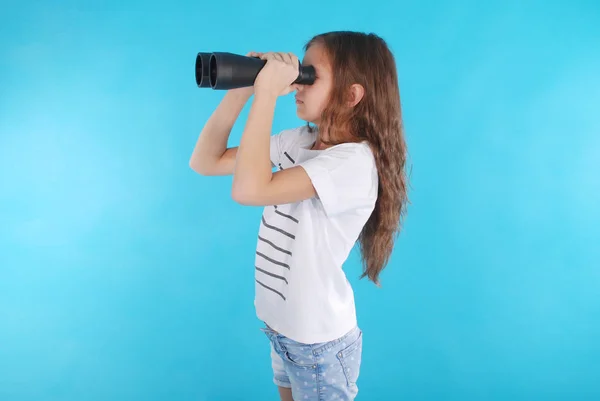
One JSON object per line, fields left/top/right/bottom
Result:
{"left": 254, "top": 52, "right": 301, "bottom": 99}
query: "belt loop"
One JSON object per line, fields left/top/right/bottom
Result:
{"left": 263, "top": 329, "right": 281, "bottom": 352}
{"left": 262, "top": 325, "right": 287, "bottom": 354}
{"left": 273, "top": 335, "right": 283, "bottom": 353}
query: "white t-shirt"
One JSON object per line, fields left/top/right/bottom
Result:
{"left": 253, "top": 125, "right": 379, "bottom": 344}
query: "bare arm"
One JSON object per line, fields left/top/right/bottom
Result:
{"left": 231, "top": 93, "right": 316, "bottom": 206}
{"left": 189, "top": 89, "right": 252, "bottom": 176}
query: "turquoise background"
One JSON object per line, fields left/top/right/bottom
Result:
{"left": 1, "top": 1, "right": 599, "bottom": 400}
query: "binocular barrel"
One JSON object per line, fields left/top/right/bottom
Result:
{"left": 195, "top": 52, "right": 316, "bottom": 90}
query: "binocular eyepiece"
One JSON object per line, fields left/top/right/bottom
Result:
{"left": 195, "top": 52, "right": 316, "bottom": 90}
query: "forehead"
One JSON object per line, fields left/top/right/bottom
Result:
{"left": 302, "top": 43, "right": 330, "bottom": 72}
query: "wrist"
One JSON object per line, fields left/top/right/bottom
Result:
{"left": 253, "top": 90, "right": 278, "bottom": 105}
{"left": 225, "top": 88, "right": 253, "bottom": 102}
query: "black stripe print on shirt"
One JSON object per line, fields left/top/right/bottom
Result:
{"left": 283, "top": 151, "right": 295, "bottom": 164}
{"left": 256, "top": 279, "right": 286, "bottom": 300}
{"left": 258, "top": 235, "right": 292, "bottom": 256}
{"left": 273, "top": 205, "right": 299, "bottom": 223}
{"left": 255, "top": 266, "right": 289, "bottom": 284}
{"left": 261, "top": 216, "right": 295, "bottom": 239}
{"left": 256, "top": 251, "right": 290, "bottom": 269}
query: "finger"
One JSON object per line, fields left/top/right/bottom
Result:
{"left": 278, "top": 52, "right": 289, "bottom": 63}
{"left": 286, "top": 84, "right": 300, "bottom": 95}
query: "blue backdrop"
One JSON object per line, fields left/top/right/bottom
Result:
{"left": 1, "top": 1, "right": 599, "bottom": 400}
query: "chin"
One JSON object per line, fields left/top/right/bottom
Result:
{"left": 296, "top": 109, "right": 316, "bottom": 123}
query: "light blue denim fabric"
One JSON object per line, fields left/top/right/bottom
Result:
{"left": 261, "top": 325, "right": 363, "bottom": 401}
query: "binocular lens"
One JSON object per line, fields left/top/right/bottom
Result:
{"left": 195, "top": 53, "right": 212, "bottom": 88}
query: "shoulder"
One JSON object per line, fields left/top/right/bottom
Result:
{"left": 300, "top": 140, "right": 378, "bottom": 186}
{"left": 320, "top": 141, "right": 377, "bottom": 170}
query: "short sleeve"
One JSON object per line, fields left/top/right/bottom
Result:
{"left": 299, "top": 143, "right": 378, "bottom": 217}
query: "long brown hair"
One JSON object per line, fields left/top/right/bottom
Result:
{"left": 304, "top": 31, "right": 410, "bottom": 285}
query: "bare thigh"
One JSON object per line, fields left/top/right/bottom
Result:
{"left": 278, "top": 386, "right": 293, "bottom": 401}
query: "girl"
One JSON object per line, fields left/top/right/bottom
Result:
{"left": 190, "top": 31, "right": 409, "bottom": 401}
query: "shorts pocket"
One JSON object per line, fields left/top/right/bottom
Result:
{"left": 281, "top": 343, "right": 316, "bottom": 369}
{"left": 336, "top": 330, "right": 362, "bottom": 387}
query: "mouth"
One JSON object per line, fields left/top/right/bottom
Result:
{"left": 295, "top": 98, "right": 304, "bottom": 105}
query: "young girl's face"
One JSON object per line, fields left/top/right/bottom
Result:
{"left": 295, "top": 43, "right": 332, "bottom": 125}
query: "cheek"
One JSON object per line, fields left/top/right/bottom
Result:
{"left": 313, "top": 90, "right": 330, "bottom": 112}
{"left": 306, "top": 85, "right": 329, "bottom": 108}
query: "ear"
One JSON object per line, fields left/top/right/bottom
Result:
{"left": 347, "top": 83, "right": 365, "bottom": 108}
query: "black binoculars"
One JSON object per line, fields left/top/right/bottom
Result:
{"left": 195, "top": 52, "right": 316, "bottom": 90}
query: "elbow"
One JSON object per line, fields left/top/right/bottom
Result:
{"left": 231, "top": 186, "right": 258, "bottom": 205}
{"left": 189, "top": 159, "right": 209, "bottom": 176}
{"left": 231, "top": 187, "right": 250, "bottom": 205}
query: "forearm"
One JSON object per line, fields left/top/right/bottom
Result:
{"left": 189, "top": 90, "right": 252, "bottom": 172}
{"left": 231, "top": 94, "right": 277, "bottom": 198}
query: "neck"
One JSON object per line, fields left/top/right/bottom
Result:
{"left": 308, "top": 123, "right": 331, "bottom": 150}
{"left": 311, "top": 139, "right": 329, "bottom": 150}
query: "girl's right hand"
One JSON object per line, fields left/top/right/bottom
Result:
{"left": 227, "top": 51, "right": 264, "bottom": 97}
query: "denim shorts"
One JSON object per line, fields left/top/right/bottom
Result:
{"left": 261, "top": 325, "right": 363, "bottom": 401}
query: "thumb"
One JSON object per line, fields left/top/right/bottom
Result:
{"left": 284, "top": 84, "right": 300, "bottom": 96}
